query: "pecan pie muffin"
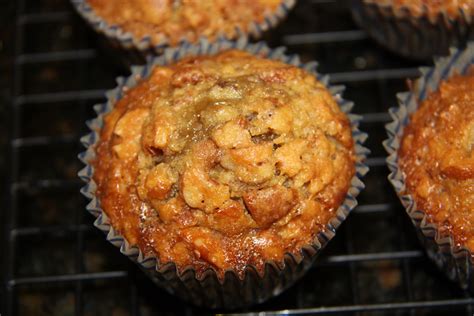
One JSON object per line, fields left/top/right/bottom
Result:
{"left": 84, "top": 0, "right": 291, "bottom": 47}
{"left": 399, "top": 68, "right": 474, "bottom": 251}
{"left": 366, "top": 0, "right": 474, "bottom": 18}
{"left": 92, "top": 50, "right": 356, "bottom": 278}
{"left": 351, "top": 0, "right": 474, "bottom": 59}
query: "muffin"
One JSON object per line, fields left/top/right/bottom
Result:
{"left": 385, "top": 43, "right": 474, "bottom": 290}
{"left": 351, "top": 0, "right": 474, "bottom": 59}
{"left": 382, "top": 0, "right": 474, "bottom": 17}
{"left": 79, "top": 39, "right": 368, "bottom": 308}
{"left": 401, "top": 69, "right": 474, "bottom": 243}
{"left": 71, "top": 0, "right": 296, "bottom": 53}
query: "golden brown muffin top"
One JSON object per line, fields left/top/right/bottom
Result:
{"left": 364, "top": 0, "right": 474, "bottom": 18}
{"left": 87, "top": 0, "right": 284, "bottom": 46}
{"left": 93, "top": 50, "right": 355, "bottom": 278}
{"left": 399, "top": 68, "right": 474, "bottom": 253}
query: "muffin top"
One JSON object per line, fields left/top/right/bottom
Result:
{"left": 399, "top": 68, "right": 474, "bottom": 252}
{"left": 364, "top": 0, "right": 474, "bottom": 18}
{"left": 93, "top": 50, "right": 355, "bottom": 278}
{"left": 87, "top": 0, "right": 284, "bottom": 46}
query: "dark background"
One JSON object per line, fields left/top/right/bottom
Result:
{"left": 1, "top": 0, "right": 473, "bottom": 315}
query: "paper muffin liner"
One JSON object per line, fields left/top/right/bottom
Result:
{"left": 70, "top": 0, "right": 296, "bottom": 59}
{"left": 351, "top": 0, "right": 474, "bottom": 60}
{"left": 78, "top": 37, "right": 369, "bottom": 309}
{"left": 384, "top": 42, "right": 474, "bottom": 290}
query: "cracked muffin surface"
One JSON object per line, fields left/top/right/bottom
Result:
{"left": 87, "top": 0, "right": 285, "bottom": 46}
{"left": 399, "top": 68, "right": 474, "bottom": 252}
{"left": 93, "top": 50, "right": 355, "bottom": 278}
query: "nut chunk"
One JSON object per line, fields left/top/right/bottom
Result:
{"left": 243, "top": 185, "right": 297, "bottom": 227}
{"left": 275, "top": 139, "right": 307, "bottom": 177}
{"left": 182, "top": 227, "right": 229, "bottom": 270}
{"left": 181, "top": 141, "right": 230, "bottom": 212}
{"left": 220, "top": 144, "right": 274, "bottom": 184}
{"left": 113, "top": 108, "right": 149, "bottom": 160}
{"left": 142, "top": 163, "right": 177, "bottom": 201}
{"left": 212, "top": 119, "right": 252, "bottom": 149}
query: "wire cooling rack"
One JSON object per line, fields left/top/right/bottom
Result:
{"left": 3, "top": 0, "right": 474, "bottom": 315}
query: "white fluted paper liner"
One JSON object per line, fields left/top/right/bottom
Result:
{"left": 70, "top": 0, "right": 296, "bottom": 54}
{"left": 78, "top": 37, "right": 369, "bottom": 308}
{"left": 351, "top": 0, "right": 474, "bottom": 60}
{"left": 384, "top": 42, "right": 474, "bottom": 290}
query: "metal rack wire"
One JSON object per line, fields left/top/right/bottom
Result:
{"left": 3, "top": 0, "right": 474, "bottom": 315}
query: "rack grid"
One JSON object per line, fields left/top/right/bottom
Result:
{"left": 3, "top": 0, "right": 474, "bottom": 315}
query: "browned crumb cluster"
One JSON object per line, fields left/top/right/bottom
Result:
{"left": 399, "top": 68, "right": 474, "bottom": 252}
{"left": 87, "top": 0, "right": 284, "bottom": 46}
{"left": 364, "top": 0, "right": 474, "bottom": 18}
{"left": 93, "top": 50, "right": 355, "bottom": 278}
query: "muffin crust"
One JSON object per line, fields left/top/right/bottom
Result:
{"left": 93, "top": 50, "right": 355, "bottom": 278}
{"left": 87, "top": 0, "right": 284, "bottom": 46}
{"left": 399, "top": 68, "right": 474, "bottom": 252}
